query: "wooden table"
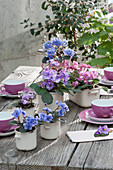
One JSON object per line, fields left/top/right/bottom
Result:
{"left": 0, "top": 66, "right": 113, "bottom": 170}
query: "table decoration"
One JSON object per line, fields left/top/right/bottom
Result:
{"left": 94, "top": 125, "right": 111, "bottom": 137}
{"left": 66, "top": 61, "right": 101, "bottom": 107}
{"left": 66, "top": 127, "right": 113, "bottom": 143}
{"left": 12, "top": 90, "right": 37, "bottom": 116}
{"left": 79, "top": 109, "right": 113, "bottom": 125}
{"left": 38, "top": 101, "right": 69, "bottom": 139}
{"left": 104, "top": 67, "right": 113, "bottom": 81}
{"left": 9, "top": 108, "right": 38, "bottom": 151}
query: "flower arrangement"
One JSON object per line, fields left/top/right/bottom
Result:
{"left": 94, "top": 125, "right": 112, "bottom": 137}
{"left": 37, "top": 101, "right": 69, "bottom": 124}
{"left": 13, "top": 91, "right": 37, "bottom": 109}
{"left": 9, "top": 108, "right": 38, "bottom": 133}
{"left": 42, "top": 38, "right": 75, "bottom": 64}
{"left": 30, "top": 61, "right": 70, "bottom": 104}
{"left": 65, "top": 61, "right": 100, "bottom": 92}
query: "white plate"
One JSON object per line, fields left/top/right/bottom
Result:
{"left": 99, "top": 79, "right": 113, "bottom": 86}
{"left": 0, "top": 130, "right": 15, "bottom": 137}
{"left": 102, "top": 78, "right": 113, "bottom": 84}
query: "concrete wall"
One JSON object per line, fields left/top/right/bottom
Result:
{"left": 0, "top": 0, "right": 51, "bottom": 81}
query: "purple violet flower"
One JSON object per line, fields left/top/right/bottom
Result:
{"left": 63, "top": 48, "right": 74, "bottom": 57}
{"left": 46, "top": 114, "right": 53, "bottom": 123}
{"left": 12, "top": 108, "right": 26, "bottom": 119}
{"left": 47, "top": 48, "right": 56, "bottom": 57}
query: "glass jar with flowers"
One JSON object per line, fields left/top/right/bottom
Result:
{"left": 12, "top": 90, "right": 37, "bottom": 117}
{"left": 9, "top": 108, "right": 38, "bottom": 151}
{"left": 66, "top": 61, "right": 101, "bottom": 107}
{"left": 37, "top": 100, "right": 69, "bottom": 139}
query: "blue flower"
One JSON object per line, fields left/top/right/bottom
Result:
{"left": 55, "top": 100, "right": 59, "bottom": 105}
{"left": 59, "top": 102, "right": 69, "bottom": 112}
{"left": 43, "top": 107, "right": 52, "bottom": 112}
{"left": 62, "top": 39, "right": 68, "bottom": 47}
{"left": 63, "top": 49, "right": 74, "bottom": 57}
{"left": 44, "top": 41, "right": 53, "bottom": 49}
{"left": 46, "top": 114, "right": 53, "bottom": 123}
{"left": 58, "top": 108, "right": 65, "bottom": 116}
{"left": 24, "top": 116, "right": 38, "bottom": 130}
{"left": 39, "top": 112, "right": 47, "bottom": 121}
{"left": 47, "top": 48, "right": 56, "bottom": 57}
{"left": 51, "top": 38, "right": 62, "bottom": 46}
{"left": 12, "top": 107, "right": 26, "bottom": 119}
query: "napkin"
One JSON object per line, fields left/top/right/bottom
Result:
{"left": 66, "top": 129, "right": 113, "bottom": 142}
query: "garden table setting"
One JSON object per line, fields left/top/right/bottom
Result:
{"left": 1, "top": 38, "right": 113, "bottom": 170}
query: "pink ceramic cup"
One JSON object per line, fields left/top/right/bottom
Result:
{"left": 91, "top": 99, "right": 113, "bottom": 118}
{"left": 4, "top": 79, "right": 25, "bottom": 95}
{"left": 0, "top": 112, "right": 14, "bottom": 132}
{"left": 104, "top": 67, "right": 113, "bottom": 81}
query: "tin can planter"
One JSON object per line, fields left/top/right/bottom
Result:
{"left": 38, "top": 92, "right": 63, "bottom": 113}
{"left": 69, "top": 88, "right": 100, "bottom": 107}
{"left": 40, "top": 121, "right": 61, "bottom": 139}
{"left": 15, "top": 128, "right": 37, "bottom": 151}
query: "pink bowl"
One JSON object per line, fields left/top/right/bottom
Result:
{"left": 91, "top": 99, "right": 113, "bottom": 118}
{"left": 4, "top": 79, "right": 25, "bottom": 95}
{"left": 0, "top": 112, "right": 14, "bottom": 132}
{"left": 104, "top": 67, "right": 113, "bottom": 81}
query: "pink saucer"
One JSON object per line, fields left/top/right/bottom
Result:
{"left": 0, "top": 87, "right": 30, "bottom": 98}
{"left": 79, "top": 109, "right": 113, "bottom": 125}
{"left": 0, "top": 126, "right": 18, "bottom": 136}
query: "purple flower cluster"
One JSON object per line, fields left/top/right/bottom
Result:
{"left": 21, "top": 91, "right": 36, "bottom": 105}
{"left": 43, "top": 38, "right": 74, "bottom": 61}
{"left": 40, "top": 68, "right": 69, "bottom": 90}
{"left": 24, "top": 116, "right": 38, "bottom": 130}
{"left": 38, "top": 101, "right": 69, "bottom": 123}
{"left": 94, "top": 125, "right": 110, "bottom": 137}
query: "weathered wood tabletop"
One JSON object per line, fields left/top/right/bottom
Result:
{"left": 0, "top": 66, "right": 113, "bottom": 170}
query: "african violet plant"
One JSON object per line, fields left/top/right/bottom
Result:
{"left": 12, "top": 91, "right": 37, "bottom": 109}
{"left": 30, "top": 61, "right": 71, "bottom": 104}
{"left": 65, "top": 61, "right": 100, "bottom": 92}
{"left": 9, "top": 108, "right": 38, "bottom": 133}
{"left": 21, "top": 0, "right": 106, "bottom": 53}
{"left": 38, "top": 100, "right": 69, "bottom": 123}
{"left": 42, "top": 38, "right": 75, "bottom": 64}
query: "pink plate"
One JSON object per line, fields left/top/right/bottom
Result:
{"left": 86, "top": 109, "right": 113, "bottom": 122}
{"left": 0, "top": 126, "right": 18, "bottom": 137}
{"left": 79, "top": 109, "right": 113, "bottom": 125}
{"left": 0, "top": 87, "right": 30, "bottom": 98}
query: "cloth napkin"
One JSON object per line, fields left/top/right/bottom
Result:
{"left": 66, "top": 129, "right": 113, "bottom": 142}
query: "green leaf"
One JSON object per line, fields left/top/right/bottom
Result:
{"left": 42, "top": 57, "right": 48, "bottom": 63}
{"left": 38, "top": 22, "right": 43, "bottom": 28}
{"left": 106, "top": 25, "right": 113, "bottom": 33}
{"left": 35, "top": 86, "right": 47, "bottom": 95}
{"left": 41, "top": 1, "right": 49, "bottom": 10}
{"left": 88, "top": 57, "right": 111, "bottom": 67}
{"left": 12, "top": 102, "right": 20, "bottom": 107}
{"left": 24, "top": 25, "right": 28, "bottom": 28}
{"left": 71, "top": 89, "right": 82, "bottom": 93}
{"left": 30, "top": 29, "right": 35, "bottom": 35}
{"left": 30, "top": 83, "right": 39, "bottom": 90}
{"left": 63, "top": 56, "right": 71, "bottom": 60}
{"left": 8, "top": 120, "right": 18, "bottom": 126}
{"left": 95, "top": 11, "right": 102, "bottom": 17}
{"left": 46, "top": 15, "right": 50, "bottom": 19}
{"left": 42, "top": 92, "right": 53, "bottom": 104}
{"left": 35, "top": 31, "right": 40, "bottom": 36}
{"left": 55, "top": 89, "right": 63, "bottom": 96}
{"left": 19, "top": 127, "right": 27, "bottom": 133}
{"left": 97, "top": 41, "right": 113, "bottom": 57}
{"left": 102, "top": 86, "right": 108, "bottom": 92}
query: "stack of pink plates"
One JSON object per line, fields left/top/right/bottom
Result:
{"left": 79, "top": 109, "right": 113, "bottom": 124}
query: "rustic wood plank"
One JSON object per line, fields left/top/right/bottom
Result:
{"left": 15, "top": 102, "right": 87, "bottom": 170}
{"left": 68, "top": 96, "right": 113, "bottom": 170}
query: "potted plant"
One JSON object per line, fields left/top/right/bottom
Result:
{"left": 37, "top": 100, "right": 69, "bottom": 139}
{"left": 12, "top": 90, "right": 37, "bottom": 117}
{"left": 66, "top": 61, "right": 101, "bottom": 107}
{"left": 42, "top": 38, "right": 75, "bottom": 65}
{"left": 9, "top": 108, "right": 38, "bottom": 151}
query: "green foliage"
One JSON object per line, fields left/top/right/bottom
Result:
{"left": 42, "top": 92, "right": 53, "bottom": 104}
{"left": 21, "top": 0, "right": 106, "bottom": 50}
{"left": 78, "top": 13, "right": 113, "bottom": 67}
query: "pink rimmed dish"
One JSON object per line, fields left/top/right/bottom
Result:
{"left": 86, "top": 109, "right": 113, "bottom": 122}
{"left": 79, "top": 109, "right": 113, "bottom": 125}
{"left": 0, "top": 126, "right": 17, "bottom": 136}
{"left": 0, "top": 87, "right": 30, "bottom": 98}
